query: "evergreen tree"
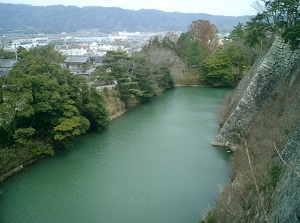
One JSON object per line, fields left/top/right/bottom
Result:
{"left": 245, "top": 0, "right": 300, "bottom": 49}
{"left": 0, "top": 46, "right": 109, "bottom": 155}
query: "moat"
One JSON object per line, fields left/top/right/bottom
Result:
{"left": 0, "top": 87, "right": 231, "bottom": 223}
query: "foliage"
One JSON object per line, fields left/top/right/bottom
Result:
{"left": 0, "top": 48, "right": 15, "bottom": 59}
{"left": 135, "top": 20, "right": 257, "bottom": 88}
{"left": 0, "top": 46, "right": 109, "bottom": 175}
{"left": 230, "top": 25, "right": 262, "bottom": 63}
{"left": 53, "top": 99, "right": 90, "bottom": 148}
{"left": 18, "top": 45, "right": 66, "bottom": 62}
{"left": 175, "top": 20, "right": 242, "bottom": 86}
{"left": 161, "top": 36, "right": 176, "bottom": 50}
{"left": 282, "top": 21, "right": 300, "bottom": 49}
{"left": 92, "top": 49, "right": 174, "bottom": 108}
{"left": 244, "top": 16, "right": 273, "bottom": 49}
{"left": 245, "top": 0, "right": 300, "bottom": 49}
{"left": 203, "top": 51, "right": 234, "bottom": 87}
{"left": 203, "top": 44, "right": 250, "bottom": 87}
{"left": 79, "top": 87, "right": 110, "bottom": 130}
{"left": 199, "top": 211, "right": 216, "bottom": 223}
{"left": 188, "top": 19, "right": 219, "bottom": 54}
{"left": 229, "top": 23, "right": 245, "bottom": 41}
{"left": 176, "top": 33, "right": 208, "bottom": 72}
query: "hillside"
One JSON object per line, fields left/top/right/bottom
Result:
{"left": 0, "top": 3, "right": 251, "bottom": 33}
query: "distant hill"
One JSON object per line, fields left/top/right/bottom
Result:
{"left": 0, "top": 3, "right": 251, "bottom": 33}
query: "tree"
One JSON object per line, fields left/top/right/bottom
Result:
{"left": 282, "top": 21, "right": 300, "bottom": 49}
{"left": 176, "top": 33, "right": 207, "bottom": 71}
{"left": 203, "top": 44, "right": 249, "bottom": 87}
{"left": 229, "top": 23, "right": 261, "bottom": 63}
{"left": 143, "top": 36, "right": 161, "bottom": 50}
{"left": 0, "top": 68, "right": 34, "bottom": 143}
{"left": 79, "top": 87, "right": 109, "bottom": 130}
{"left": 229, "top": 23, "right": 246, "bottom": 41}
{"left": 93, "top": 48, "right": 174, "bottom": 107}
{"left": 246, "top": 0, "right": 300, "bottom": 49}
{"left": 140, "top": 40, "right": 175, "bottom": 91}
{"left": 0, "top": 48, "right": 15, "bottom": 59}
{"left": 100, "top": 51, "right": 137, "bottom": 106}
{"left": 53, "top": 99, "right": 90, "bottom": 148}
{"left": 18, "top": 45, "right": 66, "bottom": 63}
{"left": 161, "top": 36, "right": 176, "bottom": 51}
{"left": 0, "top": 47, "right": 109, "bottom": 152}
{"left": 244, "top": 14, "right": 272, "bottom": 49}
{"left": 0, "top": 46, "right": 110, "bottom": 176}
{"left": 188, "top": 19, "right": 219, "bottom": 53}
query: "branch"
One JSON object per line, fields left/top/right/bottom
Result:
{"left": 273, "top": 142, "right": 300, "bottom": 179}
{"left": 245, "top": 141, "right": 270, "bottom": 223}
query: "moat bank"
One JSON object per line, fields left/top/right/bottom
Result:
{"left": 0, "top": 87, "right": 231, "bottom": 223}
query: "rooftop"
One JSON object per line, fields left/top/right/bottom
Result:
{"left": 64, "top": 56, "right": 89, "bottom": 63}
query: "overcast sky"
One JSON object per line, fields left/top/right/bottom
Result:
{"left": 0, "top": 0, "right": 258, "bottom": 16}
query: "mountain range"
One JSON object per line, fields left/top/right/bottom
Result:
{"left": 0, "top": 3, "right": 252, "bottom": 33}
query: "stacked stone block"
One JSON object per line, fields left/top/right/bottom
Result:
{"left": 212, "top": 37, "right": 300, "bottom": 150}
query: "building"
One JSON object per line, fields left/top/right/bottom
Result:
{"left": 62, "top": 56, "right": 95, "bottom": 75}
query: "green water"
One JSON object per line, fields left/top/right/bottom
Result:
{"left": 0, "top": 87, "right": 231, "bottom": 223}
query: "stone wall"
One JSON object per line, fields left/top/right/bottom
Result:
{"left": 212, "top": 37, "right": 300, "bottom": 150}
{"left": 269, "top": 125, "right": 300, "bottom": 223}
{"left": 211, "top": 36, "right": 300, "bottom": 222}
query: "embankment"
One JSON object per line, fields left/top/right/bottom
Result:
{"left": 210, "top": 37, "right": 300, "bottom": 222}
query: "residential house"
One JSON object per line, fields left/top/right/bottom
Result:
{"left": 62, "top": 56, "right": 95, "bottom": 75}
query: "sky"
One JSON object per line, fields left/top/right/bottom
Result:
{"left": 0, "top": 0, "right": 257, "bottom": 16}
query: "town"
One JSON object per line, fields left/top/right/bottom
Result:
{"left": 0, "top": 30, "right": 177, "bottom": 76}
